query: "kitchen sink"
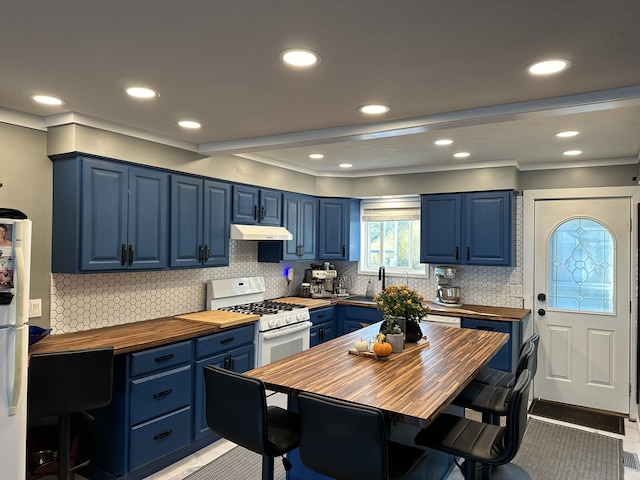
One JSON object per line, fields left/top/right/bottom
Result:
{"left": 346, "top": 296, "right": 377, "bottom": 305}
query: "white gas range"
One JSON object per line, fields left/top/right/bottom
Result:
{"left": 205, "top": 277, "right": 312, "bottom": 368}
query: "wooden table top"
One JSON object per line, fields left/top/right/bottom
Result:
{"left": 248, "top": 322, "right": 508, "bottom": 428}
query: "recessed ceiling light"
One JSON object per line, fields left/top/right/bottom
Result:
{"left": 178, "top": 120, "right": 201, "bottom": 129}
{"left": 555, "top": 130, "right": 580, "bottom": 138}
{"left": 281, "top": 49, "right": 320, "bottom": 67}
{"left": 126, "top": 87, "right": 158, "bottom": 98}
{"left": 339, "top": 163, "right": 353, "bottom": 168}
{"left": 528, "top": 59, "right": 571, "bottom": 75}
{"left": 563, "top": 150, "right": 582, "bottom": 156}
{"left": 308, "top": 154, "right": 324, "bottom": 159}
{"left": 31, "top": 94, "right": 64, "bottom": 106}
{"left": 434, "top": 139, "right": 453, "bottom": 146}
{"left": 359, "top": 104, "right": 390, "bottom": 115}
{"left": 453, "top": 152, "right": 470, "bottom": 158}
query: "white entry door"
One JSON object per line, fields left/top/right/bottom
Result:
{"left": 533, "top": 197, "right": 631, "bottom": 413}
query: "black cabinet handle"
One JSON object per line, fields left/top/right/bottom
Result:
{"left": 342, "top": 245, "right": 346, "bottom": 257}
{"left": 296, "top": 245, "right": 303, "bottom": 257}
{"left": 228, "top": 355, "right": 234, "bottom": 370}
{"left": 154, "top": 354, "right": 174, "bottom": 363}
{"left": 220, "top": 337, "right": 234, "bottom": 344}
{"left": 317, "top": 313, "right": 325, "bottom": 319}
{"left": 154, "top": 430, "right": 173, "bottom": 440}
{"left": 198, "top": 245, "right": 204, "bottom": 262}
{"left": 128, "top": 245, "right": 134, "bottom": 265}
{"left": 455, "top": 246, "right": 459, "bottom": 261}
{"left": 261, "top": 205, "right": 266, "bottom": 220}
{"left": 477, "top": 325, "right": 494, "bottom": 331}
{"left": 253, "top": 205, "right": 258, "bottom": 221}
{"left": 153, "top": 388, "right": 173, "bottom": 399}
{"left": 466, "top": 246, "right": 470, "bottom": 261}
{"left": 121, "top": 244, "right": 127, "bottom": 265}
{"left": 204, "top": 245, "right": 210, "bottom": 261}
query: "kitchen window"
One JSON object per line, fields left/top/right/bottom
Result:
{"left": 358, "top": 197, "right": 426, "bottom": 277}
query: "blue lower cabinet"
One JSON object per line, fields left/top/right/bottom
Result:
{"left": 309, "top": 307, "right": 336, "bottom": 347}
{"left": 460, "top": 318, "right": 521, "bottom": 372}
{"left": 337, "top": 305, "right": 383, "bottom": 336}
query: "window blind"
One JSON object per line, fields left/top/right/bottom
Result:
{"left": 361, "top": 197, "right": 420, "bottom": 222}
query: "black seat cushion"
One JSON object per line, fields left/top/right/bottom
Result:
{"left": 265, "top": 405, "right": 300, "bottom": 454}
{"left": 470, "top": 367, "right": 515, "bottom": 389}
{"left": 452, "top": 381, "right": 511, "bottom": 415}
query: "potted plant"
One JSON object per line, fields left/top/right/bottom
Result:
{"left": 374, "top": 285, "right": 429, "bottom": 343}
{"left": 380, "top": 319, "right": 404, "bottom": 352}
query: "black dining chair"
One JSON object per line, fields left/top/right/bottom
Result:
{"left": 28, "top": 347, "right": 114, "bottom": 480}
{"left": 452, "top": 340, "right": 535, "bottom": 424}
{"left": 203, "top": 365, "right": 299, "bottom": 480}
{"left": 471, "top": 332, "right": 539, "bottom": 389}
{"left": 414, "top": 369, "right": 532, "bottom": 480}
{"left": 297, "top": 391, "right": 429, "bottom": 480}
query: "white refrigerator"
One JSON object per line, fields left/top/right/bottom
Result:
{"left": 0, "top": 212, "right": 32, "bottom": 480}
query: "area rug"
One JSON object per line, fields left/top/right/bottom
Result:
{"left": 529, "top": 398, "right": 625, "bottom": 435}
{"left": 185, "top": 418, "right": 622, "bottom": 480}
{"left": 513, "top": 419, "right": 623, "bottom": 480}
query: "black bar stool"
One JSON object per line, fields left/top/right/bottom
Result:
{"left": 203, "top": 365, "right": 299, "bottom": 480}
{"left": 472, "top": 333, "right": 539, "bottom": 388}
{"left": 414, "top": 369, "right": 532, "bottom": 480}
{"left": 28, "top": 348, "right": 114, "bottom": 480}
{"left": 297, "top": 391, "right": 430, "bottom": 480}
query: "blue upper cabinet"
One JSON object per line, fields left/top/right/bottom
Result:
{"left": 232, "top": 185, "right": 282, "bottom": 225}
{"left": 420, "top": 191, "right": 515, "bottom": 266}
{"left": 170, "top": 175, "right": 230, "bottom": 268}
{"left": 258, "top": 193, "right": 317, "bottom": 262}
{"left": 318, "top": 198, "right": 360, "bottom": 261}
{"left": 52, "top": 156, "right": 168, "bottom": 273}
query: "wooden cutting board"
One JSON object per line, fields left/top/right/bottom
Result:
{"left": 272, "top": 297, "right": 333, "bottom": 309}
{"left": 175, "top": 310, "right": 259, "bottom": 328}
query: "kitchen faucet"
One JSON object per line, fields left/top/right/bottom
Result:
{"left": 378, "top": 265, "right": 386, "bottom": 291}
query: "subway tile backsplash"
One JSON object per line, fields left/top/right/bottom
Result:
{"left": 51, "top": 197, "right": 523, "bottom": 333}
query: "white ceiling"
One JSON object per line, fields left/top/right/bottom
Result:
{"left": 1, "top": 1, "right": 639, "bottom": 177}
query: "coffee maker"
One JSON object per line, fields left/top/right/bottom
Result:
{"left": 305, "top": 262, "right": 337, "bottom": 298}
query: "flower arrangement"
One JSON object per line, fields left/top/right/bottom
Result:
{"left": 373, "top": 285, "right": 430, "bottom": 321}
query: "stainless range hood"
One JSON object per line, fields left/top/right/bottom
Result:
{"left": 230, "top": 224, "right": 293, "bottom": 241}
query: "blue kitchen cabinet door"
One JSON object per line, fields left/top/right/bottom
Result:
{"left": 232, "top": 185, "right": 282, "bottom": 225}
{"left": 318, "top": 198, "right": 360, "bottom": 261}
{"left": 127, "top": 167, "right": 169, "bottom": 269}
{"left": 203, "top": 180, "right": 231, "bottom": 266}
{"left": 464, "top": 191, "right": 513, "bottom": 266}
{"left": 420, "top": 194, "right": 461, "bottom": 264}
{"left": 309, "top": 307, "right": 335, "bottom": 346}
{"left": 170, "top": 176, "right": 231, "bottom": 268}
{"left": 80, "top": 159, "right": 168, "bottom": 271}
{"left": 283, "top": 193, "right": 317, "bottom": 260}
{"left": 170, "top": 175, "right": 204, "bottom": 268}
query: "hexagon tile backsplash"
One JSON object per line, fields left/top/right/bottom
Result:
{"left": 51, "top": 197, "right": 524, "bottom": 334}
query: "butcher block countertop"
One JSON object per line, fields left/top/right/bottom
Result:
{"left": 28, "top": 311, "right": 259, "bottom": 356}
{"left": 337, "top": 296, "right": 530, "bottom": 322}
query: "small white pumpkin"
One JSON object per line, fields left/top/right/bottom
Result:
{"left": 354, "top": 338, "right": 369, "bottom": 352}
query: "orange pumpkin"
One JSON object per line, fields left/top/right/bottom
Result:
{"left": 373, "top": 341, "right": 392, "bottom": 357}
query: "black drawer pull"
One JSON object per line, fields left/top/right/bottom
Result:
{"left": 154, "top": 354, "right": 174, "bottom": 363}
{"left": 477, "top": 326, "right": 494, "bottom": 331}
{"left": 153, "top": 389, "right": 173, "bottom": 399}
{"left": 154, "top": 430, "right": 173, "bottom": 440}
{"left": 455, "top": 246, "right": 459, "bottom": 261}
{"left": 220, "top": 337, "right": 234, "bottom": 344}
{"left": 317, "top": 313, "right": 325, "bottom": 319}
{"left": 128, "top": 244, "right": 134, "bottom": 265}
{"left": 121, "top": 244, "right": 127, "bottom": 265}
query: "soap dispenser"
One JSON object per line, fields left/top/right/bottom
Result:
{"left": 365, "top": 280, "right": 375, "bottom": 298}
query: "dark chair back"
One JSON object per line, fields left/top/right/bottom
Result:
{"left": 28, "top": 348, "right": 114, "bottom": 417}
{"left": 527, "top": 332, "right": 540, "bottom": 378}
{"left": 203, "top": 365, "right": 272, "bottom": 456}
{"left": 496, "top": 369, "right": 532, "bottom": 465}
{"left": 297, "top": 392, "right": 390, "bottom": 480}
{"left": 514, "top": 341, "right": 535, "bottom": 379}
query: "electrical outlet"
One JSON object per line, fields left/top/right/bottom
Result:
{"left": 29, "top": 299, "right": 42, "bottom": 318}
{"left": 509, "top": 285, "right": 523, "bottom": 297}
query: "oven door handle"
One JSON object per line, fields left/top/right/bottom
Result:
{"left": 261, "top": 321, "right": 312, "bottom": 340}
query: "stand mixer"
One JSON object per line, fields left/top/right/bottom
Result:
{"left": 434, "top": 265, "right": 462, "bottom": 306}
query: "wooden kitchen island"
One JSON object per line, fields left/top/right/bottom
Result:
{"left": 248, "top": 321, "right": 508, "bottom": 480}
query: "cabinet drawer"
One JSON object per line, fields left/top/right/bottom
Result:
{"left": 342, "top": 305, "right": 383, "bottom": 322}
{"left": 310, "top": 306, "right": 335, "bottom": 325}
{"left": 129, "top": 406, "right": 191, "bottom": 472}
{"left": 196, "top": 324, "right": 254, "bottom": 359}
{"left": 130, "top": 365, "right": 192, "bottom": 425}
{"left": 130, "top": 341, "right": 191, "bottom": 377}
